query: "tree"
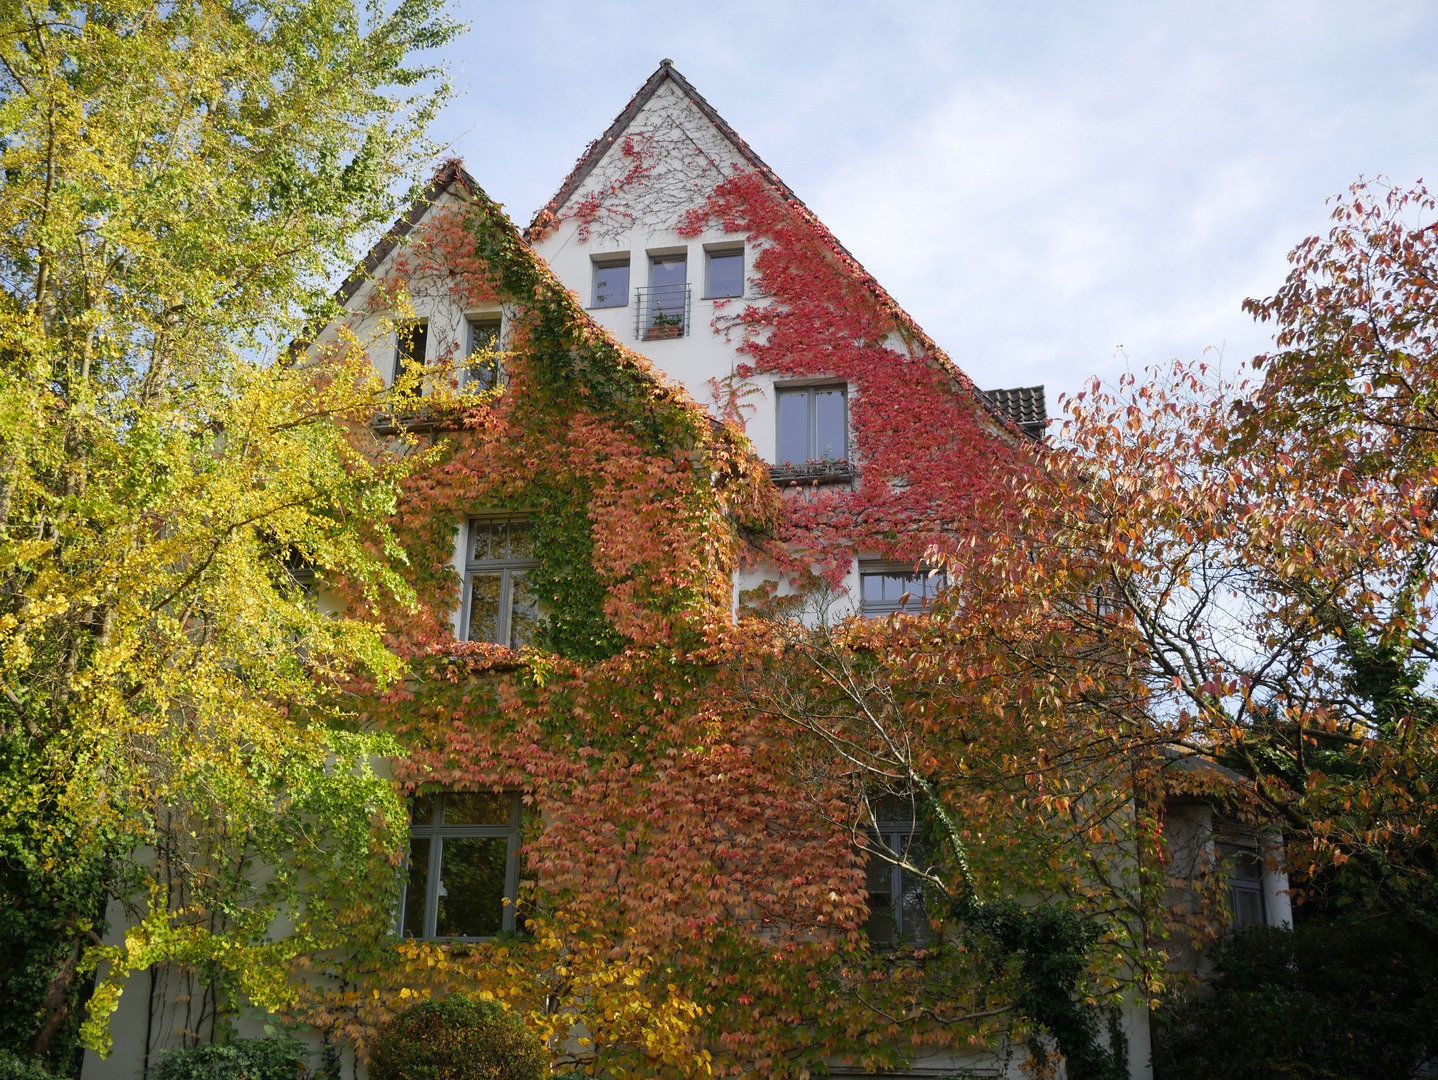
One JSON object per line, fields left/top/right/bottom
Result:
{"left": 0, "top": 0, "right": 458, "bottom": 1063}
{"left": 1003, "top": 179, "right": 1438, "bottom": 949}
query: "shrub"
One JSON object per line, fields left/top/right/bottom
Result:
{"left": 149, "top": 1038, "right": 309, "bottom": 1080}
{"left": 0, "top": 1051, "right": 53, "bottom": 1080}
{"left": 1153, "top": 917, "right": 1438, "bottom": 1079}
{"left": 369, "top": 996, "right": 547, "bottom": 1080}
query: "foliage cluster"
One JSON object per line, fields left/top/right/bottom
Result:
{"left": 1153, "top": 917, "right": 1438, "bottom": 1078}
{"left": 368, "top": 997, "right": 547, "bottom": 1080}
{"left": 149, "top": 1037, "right": 312, "bottom": 1080}
{"left": 0, "top": 0, "right": 458, "bottom": 1063}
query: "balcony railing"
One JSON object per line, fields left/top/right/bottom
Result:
{"left": 769, "top": 458, "right": 856, "bottom": 487}
{"left": 634, "top": 283, "right": 691, "bottom": 341}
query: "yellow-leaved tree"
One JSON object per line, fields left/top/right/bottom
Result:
{"left": 0, "top": 0, "right": 458, "bottom": 1064}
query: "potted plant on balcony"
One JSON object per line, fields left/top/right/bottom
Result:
{"left": 646, "top": 310, "right": 684, "bottom": 340}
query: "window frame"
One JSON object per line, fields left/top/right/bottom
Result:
{"left": 460, "top": 516, "right": 541, "bottom": 647}
{"left": 775, "top": 383, "right": 848, "bottom": 465}
{"left": 466, "top": 315, "right": 503, "bottom": 392}
{"left": 703, "top": 246, "right": 744, "bottom": 299}
{"left": 591, "top": 257, "right": 631, "bottom": 309}
{"left": 858, "top": 561, "right": 946, "bottom": 618}
{"left": 400, "top": 791, "right": 522, "bottom": 941}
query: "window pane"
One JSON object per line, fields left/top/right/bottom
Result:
{"left": 471, "top": 520, "right": 503, "bottom": 562}
{"left": 394, "top": 323, "right": 427, "bottom": 396}
{"left": 411, "top": 794, "right": 434, "bottom": 826}
{"left": 862, "top": 574, "right": 883, "bottom": 604}
{"left": 468, "top": 573, "right": 502, "bottom": 643}
{"left": 899, "top": 869, "right": 934, "bottom": 942}
{"left": 650, "top": 255, "right": 687, "bottom": 288}
{"left": 468, "top": 321, "right": 501, "bottom": 391}
{"left": 1230, "top": 851, "right": 1263, "bottom": 880}
{"left": 1231, "top": 886, "right": 1265, "bottom": 926}
{"left": 402, "top": 837, "right": 430, "bottom": 938}
{"left": 506, "top": 519, "right": 535, "bottom": 559}
{"left": 443, "top": 791, "right": 511, "bottom": 825}
{"left": 434, "top": 836, "right": 509, "bottom": 938}
{"left": 814, "top": 388, "right": 846, "bottom": 461}
{"left": 593, "top": 262, "right": 629, "bottom": 308}
{"left": 707, "top": 251, "right": 743, "bottom": 297}
{"left": 509, "top": 570, "right": 540, "bottom": 649}
{"left": 777, "top": 391, "right": 810, "bottom": 465}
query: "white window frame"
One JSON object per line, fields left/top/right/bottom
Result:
{"left": 400, "top": 791, "right": 522, "bottom": 940}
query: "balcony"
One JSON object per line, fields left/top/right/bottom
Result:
{"left": 769, "top": 457, "right": 856, "bottom": 487}
{"left": 634, "top": 283, "right": 691, "bottom": 341}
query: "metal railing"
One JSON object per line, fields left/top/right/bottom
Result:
{"left": 634, "top": 283, "right": 691, "bottom": 341}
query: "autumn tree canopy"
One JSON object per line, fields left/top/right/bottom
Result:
{"left": 0, "top": 0, "right": 458, "bottom": 1063}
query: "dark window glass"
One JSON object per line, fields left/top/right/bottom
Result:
{"left": 434, "top": 836, "right": 510, "bottom": 938}
{"left": 403, "top": 792, "right": 522, "bottom": 940}
{"left": 444, "top": 791, "right": 510, "bottom": 825}
{"left": 402, "top": 837, "right": 430, "bottom": 938}
{"left": 592, "top": 261, "right": 630, "bottom": 308}
{"left": 468, "top": 319, "right": 501, "bottom": 391}
{"left": 393, "top": 322, "right": 428, "bottom": 397}
{"left": 411, "top": 794, "right": 434, "bottom": 826}
{"left": 776, "top": 386, "right": 847, "bottom": 464}
{"left": 864, "top": 829, "right": 936, "bottom": 946}
{"left": 1225, "top": 848, "right": 1267, "bottom": 927}
{"left": 706, "top": 250, "right": 743, "bottom": 298}
{"left": 468, "top": 573, "right": 502, "bottom": 644}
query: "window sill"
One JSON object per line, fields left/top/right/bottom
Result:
{"left": 770, "top": 459, "right": 856, "bottom": 486}
{"left": 587, "top": 303, "right": 629, "bottom": 310}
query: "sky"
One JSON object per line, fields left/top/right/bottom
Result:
{"left": 419, "top": 0, "right": 1438, "bottom": 411}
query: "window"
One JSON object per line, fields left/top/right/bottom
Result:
{"left": 401, "top": 791, "right": 522, "bottom": 939}
{"left": 463, "top": 517, "right": 540, "bottom": 648}
{"left": 393, "top": 321, "right": 428, "bottom": 397}
{"left": 592, "top": 258, "right": 630, "bottom": 308}
{"left": 467, "top": 317, "right": 502, "bottom": 391}
{"left": 638, "top": 253, "right": 689, "bottom": 339}
{"left": 777, "top": 385, "right": 847, "bottom": 465}
{"left": 1223, "top": 847, "right": 1267, "bottom": 927}
{"left": 865, "top": 809, "right": 936, "bottom": 945}
{"left": 705, "top": 247, "right": 743, "bottom": 298}
{"left": 860, "top": 564, "right": 946, "bottom": 617}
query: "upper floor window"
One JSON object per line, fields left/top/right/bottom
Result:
{"left": 467, "top": 316, "right": 502, "bottom": 392}
{"left": 592, "top": 258, "right": 630, "bottom": 308}
{"left": 401, "top": 791, "right": 522, "bottom": 940}
{"left": 637, "top": 253, "right": 690, "bottom": 340}
{"left": 865, "top": 809, "right": 937, "bottom": 946}
{"left": 777, "top": 385, "right": 846, "bottom": 465}
{"left": 393, "top": 320, "right": 428, "bottom": 397}
{"left": 860, "top": 563, "right": 946, "bottom": 617}
{"left": 705, "top": 247, "right": 743, "bottom": 299}
{"left": 463, "top": 517, "right": 539, "bottom": 648}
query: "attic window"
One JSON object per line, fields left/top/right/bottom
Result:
{"left": 592, "top": 258, "right": 630, "bottom": 308}
{"left": 705, "top": 248, "right": 743, "bottom": 299}
{"left": 393, "top": 321, "right": 428, "bottom": 397}
{"left": 467, "top": 317, "right": 502, "bottom": 392}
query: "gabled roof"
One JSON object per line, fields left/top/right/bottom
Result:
{"left": 527, "top": 60, "right": 1029, "bottom": 443}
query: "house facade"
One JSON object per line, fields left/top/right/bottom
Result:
{"left": 83, "top": 60, "right": 1289, "bottom": 1080}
